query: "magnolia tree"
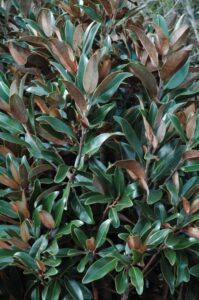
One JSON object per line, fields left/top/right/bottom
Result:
{"left": 0, "top": 0, "right": 199, "bottom": 299}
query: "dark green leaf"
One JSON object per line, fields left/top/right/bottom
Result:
{"left": 129, "top": 267, "right": 144, "bottom": 295}
{"left": 82, "top": 257, "right": 117, "bottom": 284}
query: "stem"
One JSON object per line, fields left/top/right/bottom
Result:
{"left": 92, "top": 282, "right": 99, "bottom": 300}
{"left": 121, "top": 284, "right": 130, "bottom": 300}
{"left": 75, "top": 126, "right": 86, "bottom": 170}
{"left": 177, "top": 284, "right": 184, "bottom": 300}
{"left": 143, "top": 244, "right": 164, "bottom": 274}
{"left": 69, "top": 126, "right": 86, "bottom": 183}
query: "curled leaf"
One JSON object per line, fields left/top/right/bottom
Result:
{"left": 35, "top": 259, "right": 46, "bottom": 272}
{"left": 131, "top": 25, "right": 158, "bottom": 67}
{"left": 20, "top": 221, "right": 30, "bottom": 242}
{"left": 142, "top": 116, "right": 158, "bottom": 150}
{"left": 38, "top": 9, "right": 55, "bottom": 37}
{"left": 50, "top": 39, "right": 77, "bottom": 75}
{"left": 150, "top": 22, "right": 169, "bottom": 56}
{"left": 0, "top": 175, "right": 19, "bottom": 190}
{"left": 8, "top": 42, "right": 30, "bottom": 65}
{"left": 160, "top": 46, "right": 192, "bottom": 81}
{"left": 65, "top": 81, "right": 87, "bottom": 114}
{"left": 83, "top": 52, "right": 99, "bottom": 94}
{"left": 10, "top": 94, "right": 28, "bottom": 124}
{"left": 115, "top": 160, "right": 145, "bottom": 179}
{"left": 186, "top": 114, "right": 197, "bottom": 140}
{"left": 170, "top": 25, "right": 190, "bottom": 51}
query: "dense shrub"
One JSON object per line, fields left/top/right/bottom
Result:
{"left": 0, "top": 1, "right": 199, "bottom": 299}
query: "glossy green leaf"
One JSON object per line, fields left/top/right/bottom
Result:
{"left": 161, "top": 257, "right": 175, "bottom": 294}
{"left": 147, "top": 189, "right": 162, "bottom": 204}
{"left": 79, "top": 5, "right": 102, "bottom": 23}
{"left": 54, "top": 164, "right": 70, "bottom": 183}
{"left": 96, "top": 219, "right": 111, "bottom": 248}
{"left": 129, "top": 267, "right": 144, "bottom": 295}
{"left": 165, "top": 61, "right": 189, "bottom": 89}
{"left": 83, "top": 22, "right": 101, "bottom": 55}
{"left": 170, "top": 114, "right": 187, "bottom": 142}
{"left": 92, "top": 72, "right": 132, "bottom": 104}
{"left": 109, "top": 207, "right": 120, "bottom": 228}
{"left": 36, "top": 116, "right": 76, "bottom": 139}
{"left": 115, "top": 271, "right": 128, "bottom": 294}
{"left": 147, "top": 229, "right": 171, "bottom": 246}
{"left": 65, "top": 280, "right": 84, "bottom": 300}
{"left": 129, "top": 62, "right": 158, "bottom": 99}
{"left": 42, "top": 281, "right": 61, "bottom": 300}
{"left": 164, "top": 249, "right": 176, "bottom": 266}
{"left": 114, "top": 116, "right": 143, "bottom": 160}
{"left": 84, "top": 132, "right": 123, "bottom": 156}
{"left": 82, "top": 257, "right": 117, "bottom": 284}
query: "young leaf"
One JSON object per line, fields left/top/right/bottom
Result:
{"left": 39, "top": 210, "right": 55, "bottom": 229}
{"left": 131, "top": 25, "right": 158, "bottom": 67}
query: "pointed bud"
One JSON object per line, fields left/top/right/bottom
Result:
{"left": 127, "top": 235, "right": 141, "bottom": 250}
{"left": 182, "top": 197, "right": 191, "bottom": 214}
{"left": 35, "top": 259, "right": 46, "bottom": 272}
{"left": 86, "top": 237, "right": 96, "bottom": 251}
{"left": 20, "top": 221, "right": 30, "bottom": 242}
{"left": 39, "top": 210, "right": 55, "bottom": 229}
